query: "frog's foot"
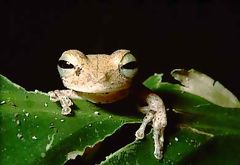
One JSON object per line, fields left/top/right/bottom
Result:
{"left": 59, "top": 96, "right": 73, "bottom": 115}
{"left": 48, "top": 90, "right": 79, "bottom": 115}
{"left": 136, "top": 110, "right": 166, "bottom": 159}
{"left": 136, "top": 93, "right": 167, "bottom": 159}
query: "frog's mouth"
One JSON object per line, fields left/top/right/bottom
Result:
{"left": 76, "top": 89, "right": 130, "bottom": 104}
{"left": 62, "top": 78, "right": 132, "bottom": 93}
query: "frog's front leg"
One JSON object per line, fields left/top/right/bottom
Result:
{"left": 136, "top": 93, "right": 167, "bottom": 159}
{"left": 48, "top": 90, "right": 81, "bottom": 115}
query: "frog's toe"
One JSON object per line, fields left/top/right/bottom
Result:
{"left": 61, "top": 107, "right": 72, "bottom": 115}
{"left": 61, "top": 96, "right": 73, "bottom": 107}
{"left": 154, "top": 149, "right": 163, "bottom": 160}
{"left": 48, "top": 91, "right": 59, "bottom": 102}
{"left": 135, "top": 128, "right": 145, "bottom": 140}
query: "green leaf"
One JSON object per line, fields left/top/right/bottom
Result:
{"left": 102, "top": 71, "right": 240, "bottom": 164}
{"left": 0, "top": 75, "right": 140, "bottom": 165}
{"left": 171, "top": 69, "right": 240, "bottom": 108}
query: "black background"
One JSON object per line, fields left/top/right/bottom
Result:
{"left": 2, "top": 0, "right": 240, "bottom": 97}
{"left": 1, "top": 0, "right": 240, "bottom": 164}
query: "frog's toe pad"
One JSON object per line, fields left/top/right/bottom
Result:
{"left": 154, "top": 150, "right": 163, "bottom": 160}
{"left": 61, "top": 107, "right": 72, "bottom": 115}
{"left": 48, "top": 91, "right": 59, "bottom": 102}
{"left": 135, "top": 128, "right": 145, "bottom": 140}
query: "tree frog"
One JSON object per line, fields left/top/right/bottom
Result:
{"left": 48, "top": 49, "right": 167, "bottom": 159}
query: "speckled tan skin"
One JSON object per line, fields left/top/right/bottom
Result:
{"left": 48, "top": 49, "right": 167, "bottom": 159}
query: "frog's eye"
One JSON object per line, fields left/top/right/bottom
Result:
{"left": 120, "top": 53, "right": 138, "bottom": 78}
{"left": 58, "top": 60, "right": 75, "bottom": 69}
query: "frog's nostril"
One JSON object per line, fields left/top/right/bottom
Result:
{"left": 75, "top": 67, "right": 82, "bottom": 76}
{"left": 97, "top": 73, "right": 109, "bottom": 82}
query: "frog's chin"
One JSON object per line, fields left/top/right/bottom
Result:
{"left": 76, "top": 89, "right": 130, "bottom": 104}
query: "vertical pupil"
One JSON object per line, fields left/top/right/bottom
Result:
{"left": 58, "top": 60, "right": 74, "bottom": 69}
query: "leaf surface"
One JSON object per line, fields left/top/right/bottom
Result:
{"left": 0, "top": 75, "right": 140, "bottom": 165}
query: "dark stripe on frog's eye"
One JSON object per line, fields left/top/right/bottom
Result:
{"left": 121, "top": 61, "right": 137, "bottom": 69}
{"left": 58, "top": 60, "right": 74, "bottom": 69}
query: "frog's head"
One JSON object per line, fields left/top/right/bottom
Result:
{"left": 57, "top": 49, "right": 138, "bottom": 93}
